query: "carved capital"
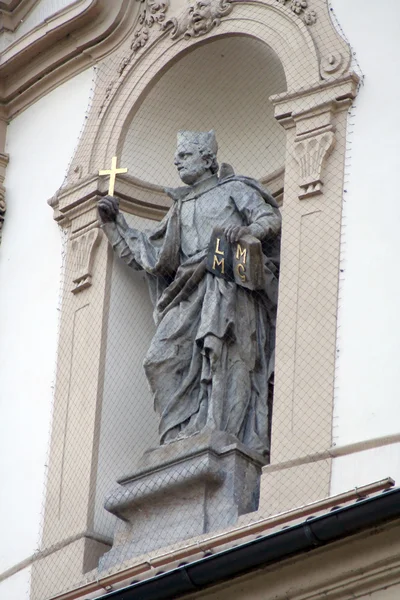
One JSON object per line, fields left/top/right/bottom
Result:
{"left": 70, "top": 227, "right": 101, "bottom": 294}
{"left": 293, "top": 130, "right": 335, "bottom": 199}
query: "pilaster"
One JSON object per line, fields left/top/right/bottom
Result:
{"left": 31, "top": 184, "right": 113, "bottom": 599}
{"left": 261, "top": 74, "right": 359, "bottom": 513}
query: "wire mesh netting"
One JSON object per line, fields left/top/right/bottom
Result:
{"left": 31, "top": 2, "right": 360, "bottom": 597}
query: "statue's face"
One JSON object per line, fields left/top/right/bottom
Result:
{"left": 188, "top": 0, "right": 212, "bottom": 33}
{"left": 174, "top": 142, "right": 209, "bottom": 185}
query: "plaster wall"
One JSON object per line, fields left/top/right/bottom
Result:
{"left": 0, "top": 68, "right": 94, "bottom": 588}
{"left": 331, "top": 0, "right": 400, "bottom": 479}
{"left": 122, "top": 36, "right": 286, "bottom": 188}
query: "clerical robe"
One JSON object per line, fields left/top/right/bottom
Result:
{"left": 102, "top": 175, "right": 281, "bottom": 456}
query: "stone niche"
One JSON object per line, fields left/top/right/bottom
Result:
{"left": 94, "top": 33, "right": 287, "bottom": 548}
{"left": 121, "top": 36, "right": 287, "bottom": 187}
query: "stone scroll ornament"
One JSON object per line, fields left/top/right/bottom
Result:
{"left": 132, "top": 0, "right": 170, "bottom": 52}
{"left": 115, "top": 0, "right": 170, "bottom": 78}
{"left": 163, "top": 0, "right": 233, "bottom": 40}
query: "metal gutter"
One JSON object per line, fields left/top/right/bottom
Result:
{"left": 94, "top": 487, "right": 400, "bottom": 600}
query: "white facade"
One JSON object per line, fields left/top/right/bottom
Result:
{"left": 0, "top": 67, "right": 94, "bottom": 599}
{"left": 1, "top": 0, "right": 400, "bottom": 597}
{"left": 331, "top": 0, "right": 400, "bottom": 493}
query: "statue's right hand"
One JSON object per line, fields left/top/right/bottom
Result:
{"left": 98, "top": 195, "right": 119, "bottom": 224}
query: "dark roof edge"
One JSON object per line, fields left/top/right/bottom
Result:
{"left": 96, "top": 487, "right": 400, "bottom": 600}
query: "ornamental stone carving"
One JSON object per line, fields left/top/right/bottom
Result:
{"left": 70, "top": 228, "right": 101, "bottom": 293}
{"left": 321, "top": 52, "right": 344, "bottom": 78}
{"left": 276, "top": 0, "right": 317, "bottom": 25}
{"left": 132, "top": 0, "right": 170, "bottom": 53}
{"left": 293, "top": 131, "right": 335, "bottom": 199}
{"left": 164, "top": 0, "right": 233, "bottom": 40}
{"left": 114, "top": 0, "right": 170, "bottom": 81}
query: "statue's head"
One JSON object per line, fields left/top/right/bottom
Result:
{"left": 174, "top": 130, "right": 219, "bottom": 185}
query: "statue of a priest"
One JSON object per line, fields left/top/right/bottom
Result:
{"left": 98, "top": 130, "right": 281, "bottom": 456}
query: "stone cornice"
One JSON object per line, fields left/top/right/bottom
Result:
{"left": 0, "top": 0, "right": 36, "bottom": 32}
{"left": 49, "top": 166, "right": 285, "bottom": 227}
{"left": 271, "top": 73, "right": 360, "bottom": 127}
{"left": 0, "top": 0, "right": 137, "bottom": 118}
{"left": 40, "top": 479, "right": 397, "bottom": 600}
{"left": 49, "top": 173, "right": 172, "bottom": 227}
{"left": 0, "top": 0, "right": 25, "bottom": 8}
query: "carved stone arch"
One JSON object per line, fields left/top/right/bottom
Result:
{"left": 88, "top": 0, "right": 324, "bottom": 175}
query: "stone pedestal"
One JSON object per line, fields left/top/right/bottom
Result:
{"left": 100, "top": 431, "right": 265, "bottom": 570}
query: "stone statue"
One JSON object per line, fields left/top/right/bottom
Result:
{"left": 98, "top": 130, "right": 281, "bottom": 457}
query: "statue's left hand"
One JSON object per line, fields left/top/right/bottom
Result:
{"left": 224, "top": 225, "right": 251, "bottom": 243}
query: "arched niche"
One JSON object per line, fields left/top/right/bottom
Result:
{"left": 120, "top": 35, "right": 287, "bottom": 188}
{"left": 88, "top": 0, "right": 321, "bottom": 179}
{"left": 96, "top": 34, "right": 288, "bottom": 540}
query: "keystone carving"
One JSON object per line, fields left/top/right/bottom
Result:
{"left": 294, "top": 131, "right": 335, "bottom": 199}
{"left": 164, "top": 0, "right": 233, "bottom": 40}
{"left": 70, "top": 228, "right": 101, "bottom": 293}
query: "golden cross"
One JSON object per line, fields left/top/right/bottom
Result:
{"left": 99, "top": 156, "right": 128, "bottom": 196}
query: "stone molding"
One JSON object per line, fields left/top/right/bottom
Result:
{"left": 33, "top": 480, "right": 396, "bottom": 600}
{"left": 0, "top": 0, "right": 37, "bottom": 32}
{"left": 0, "top": 0, "right": 353, "bottom": 118}
{"left": 271, "top": 74, "right": 358, "bottom": 199}
{"left": 48, "top": 173, "right": 171, "bottom": 227}
{"left": 3, "top": 479, "right": 393, "bottom": 592}
{"left": 72, "top": 1, "right": 323, "bottom": 188}
{"left": 0, "top": 0, "right": 135, "bottom": 118}
{"left": 264, "top": 432, "right": 400, "bottom": 474}
{"left": 48, "top": 166, "right": 284, "bottom": 228}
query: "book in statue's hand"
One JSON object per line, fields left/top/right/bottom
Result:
{"left": 206, "top": 228, "right": 266, "bottom": 290}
